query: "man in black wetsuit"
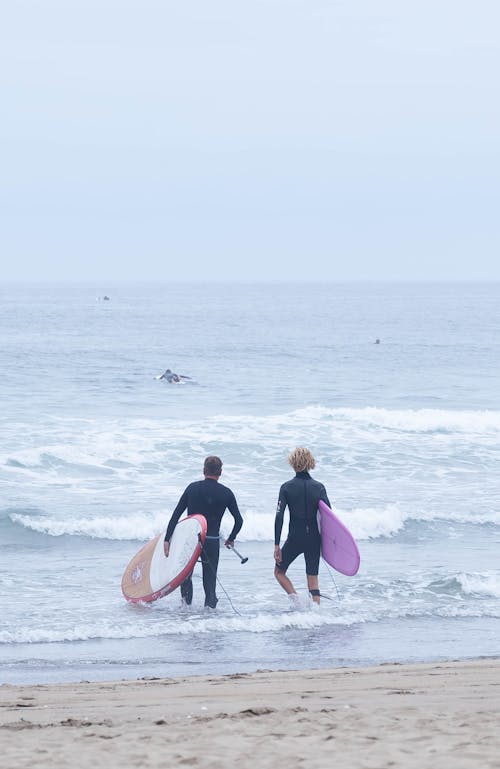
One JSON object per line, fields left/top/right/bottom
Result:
{"left": 274, "top": 447, "right": 330, "bottom": 605}
{"left": 163, "top": 456, "right": 243, "bottom": 608}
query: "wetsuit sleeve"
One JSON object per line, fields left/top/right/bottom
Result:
{"left": 319, "top": 484, "right": 331, "bottom": 508}
{"left": 274, "top": 486, "right": 287, "bottom": 546}
{"left": 226, "top": 490, "right": 243, "bottom": 541}
{"left": 164, "top": 486, "right": 189, "bottom": 542}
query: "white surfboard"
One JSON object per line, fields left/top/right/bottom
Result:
{"left": 121, "top": 514, "right": 207, "bottom": 603}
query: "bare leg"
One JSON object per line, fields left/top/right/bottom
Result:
{"left": 307, "top": 574, "right": 320, "bottom": 604}
{"left": 274, "top": 566, "right": 297, "bottom": 596}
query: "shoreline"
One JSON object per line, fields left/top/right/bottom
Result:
{"left": 1, "top": 659, "right": 499, "bottom": 768}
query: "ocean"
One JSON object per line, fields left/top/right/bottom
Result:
{"left": 1, "top": 281, "right": 499, "bottom": 684}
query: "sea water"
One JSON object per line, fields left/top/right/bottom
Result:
{"left": 1, "top": 281, "right": 499, "bottom": 684}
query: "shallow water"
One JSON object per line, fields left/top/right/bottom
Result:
{"left": 1, "top": 281, "right": 499, "bottom": 683}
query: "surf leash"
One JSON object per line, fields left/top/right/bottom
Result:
{"left": 324, "top": 562, "right": 342, "bottom": 601}
{"left": 201, "top": 540, "right": 242, "bottom": 616}
{"left": 213, "top": 571, "right": 242, "bottom": 616}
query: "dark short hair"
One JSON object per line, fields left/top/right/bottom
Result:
{"left": 203, "top": 455, "right": 222, "bottom": 476}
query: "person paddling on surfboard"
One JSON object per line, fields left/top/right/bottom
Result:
{"left": 274, "top": 448, "right": 331, "bottom": 606}
{"left": 158, "top": 369, "right": 191, "bottom": 383}
{"left": 163, "top": 456, "right": 243, "bottom": 609}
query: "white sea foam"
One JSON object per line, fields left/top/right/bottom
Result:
{"left": 3, "top": 405, "right": 500, "bottom": 544}
{"left": 4, "top": 407, "right": 500, "bottom": 502}
{"left": 2, "top": 504, "right": 425, "bottom": 542}
{"left": 456, "top": 572, "right": 500, "bottom": 598}
{"left": 327, "top": 406, "right": 500, "bottom": 436}
{"left": 232, "top": 504, "right": 409, "bottom": 541}
{"left": 340, "top": 504, "right": 407, "bottom": 540}
{"left": 9, "top": 511, "right": 169, "bottom": 540}
{"left": 3, "top": 406, "right": 500, "bottom": 469}
{"left": 9, "top": 500, "right": 500, "bottom": 542}
{"left": 2, "top": 580, "right": 499, "bottom": 645}
{"left": 0, "top": 610, "right": 358, "bottom": 644}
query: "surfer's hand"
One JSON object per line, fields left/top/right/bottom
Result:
{"left": 164, "top": 541, "right": 170, "bottom": 557}
{"left": 224, "top": 539, "right": 234, "bottom": 549}
{"left": 274, "top": 546, "right": 282, "bottom": 564}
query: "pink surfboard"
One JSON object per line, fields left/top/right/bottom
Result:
{"left": 121, "top": 514, "right": 207, "bottom": 603}
{"left": 318, "top": 500, "right": 360, "bottom": 576}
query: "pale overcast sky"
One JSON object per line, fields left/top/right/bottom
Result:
{"left": 1, "top": 0, "right": 499, "bottom": 281}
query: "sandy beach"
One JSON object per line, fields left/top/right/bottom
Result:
{"left": 1, "top": 659, "right": 499, "bottom": 768}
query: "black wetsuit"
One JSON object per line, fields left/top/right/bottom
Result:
{"left": 274, "top": 471, "right": 330, "bottom": 576}
{"left": 160, "top": 370, "right": 180, "bottom": 383}
{"left": 165, "top": 479, "right": 243, "bottom": 608}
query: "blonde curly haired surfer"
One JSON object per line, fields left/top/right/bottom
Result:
{"left": 274, "top": 448, "right": 330, "bottom": 605}
{"left": 288, "top": 447, "right": 316, "bottom": 473}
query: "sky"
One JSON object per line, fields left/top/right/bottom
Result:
{"left": 1, "top": 0, "right": 499, "bottom": 281}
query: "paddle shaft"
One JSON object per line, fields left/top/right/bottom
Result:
{"left": 221, "top": 537, "right": 248, "bottom": 564}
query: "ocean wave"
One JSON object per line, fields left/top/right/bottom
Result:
{"left": 8, "top": 502, "right": 500, "bottom": 543}
{"left": 207, "top": 405, "right": 500, "bottom": 438}
{"left": 0, "top": 504, "right": 434, "bottom": 542}
{"left": 3, "top": 405, "right": 499, "bottom": 544}
{"left": 2, "top": 590, "right": 499, "bottom": 645}
{"left": 429, "top": 572, "right": 500, "bottom": 598}
{"left": 323, "top": 406, "right": 500, "bottom": 435}
{"left": 3, "top": 406, "right": 500, "bottom": 470}
{"left": 8, "top": 511, "right": 169, "bottom": 541}
{"left": 454, "top": 572, "right": 500, "bottom": 599}
{"left": 0, "top": 609, "right": 357, "bottom": 644}
{"left": 2, "top": 563, "right": 499, "bottom": 646}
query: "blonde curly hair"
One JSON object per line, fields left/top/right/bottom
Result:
{"left": 288, "top": 447, "right": 316, "bottom": 473}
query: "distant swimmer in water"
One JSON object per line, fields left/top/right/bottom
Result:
{"left": 157, "top": 368, "right": 192, "bottom": 383}
{"left": 374, "top": 339, "right": 380, "bottom": 344}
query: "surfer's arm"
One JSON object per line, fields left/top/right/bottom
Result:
{"left": 164, "top": 488, "right": 189, "bottom": 543}
{"left": 274, "top": 489, "right": 287, "bottom": 546}
{"left": 320, "top": 484, "right": 331, "bottom": 508}
{"left": 225, "top": 492, "right": 243, "bottom": 543}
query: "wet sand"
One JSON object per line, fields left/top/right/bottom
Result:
{"left": 1, "top": 659, "right": 499, "bottom": 768}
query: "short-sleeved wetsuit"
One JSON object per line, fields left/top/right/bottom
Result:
{"left": 165, "top": 478, "right": 243, "bottom": 608}
{"left": 274, "top": 471, "right": 330, "bottom": 576}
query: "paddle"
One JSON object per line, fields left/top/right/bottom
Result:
{"left": 221, "top": 537, "right": 249, "bottom": 564}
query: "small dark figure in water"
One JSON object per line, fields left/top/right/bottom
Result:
{"left": 375, "top": 338, "right": 380, "bottom": 344}
{"left": 103, "top": 296, "right": 110, "bottom": 301}
{"left": 159, "top": 368, "right": 191, "bottom": 383}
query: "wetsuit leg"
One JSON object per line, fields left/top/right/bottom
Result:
{"left": 276, "top": 536, "right": 303, "bottom": 573}
{"left": 180, "top": 575, "right": 193, "bottom": 605}
{"left": 304, "top": 533, "right": 321, "bottom": 576}
{"left": 201, "top": 537, "right": 220, "bottom": 608}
